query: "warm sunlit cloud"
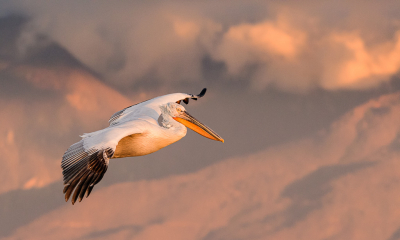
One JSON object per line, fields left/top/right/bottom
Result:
{"left": 321, "top": 31, "right": 400, "bottom": 90}
{"left": 172, "top": 18, "right": 201, "bottom": 42}
{"left": 6, "top": 92, "right": 400, "bottom": 240}
{"left": 213, "top": 16, "right": 307, "bottom": 75}
{"left": 1, "top": 1, "right": 400, "bottom": 92}
{"left": 0, "top": 63, "right": 139, "bottom": 194}
{"left": 2, "top": 1, "right": 400, "bottom": 239}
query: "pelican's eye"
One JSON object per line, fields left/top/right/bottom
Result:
{"left": 176, "top": 108, "right": 182, "bottom": 112}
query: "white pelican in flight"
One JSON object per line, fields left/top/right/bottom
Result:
{"left": 62, "top": 88, "right": 223, "bottom": 204}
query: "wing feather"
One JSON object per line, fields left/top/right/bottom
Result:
{"left": 61, "top": 122, "right": 143, "bottom": 204}
{"left": 108, "top": 88, "right": 206, "bottom": 126}
{"left": 62, "top": 140, "right": 113, "bottom": 204}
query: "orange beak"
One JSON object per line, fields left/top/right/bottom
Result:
{"left": 173, "top": 111, "right": 224, "bottom": 142}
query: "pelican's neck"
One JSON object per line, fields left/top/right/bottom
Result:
{"left": 159, "top": 114, "right": 179, "bottom": 128}
{"left": 159, "top": 105, "right": 183, "bottom": 129}
{"left": 157, "top": 112, "right": 187, "bottom": 142}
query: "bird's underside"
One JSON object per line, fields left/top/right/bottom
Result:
{"left": 112, "top": 133, "right": 144, "bottom": 158}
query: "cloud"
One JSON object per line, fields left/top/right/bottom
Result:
{"left": 1, "top": 1, "right": 222, "bottom": 88}
{"left": 212, "top": 15, "right": 307, "bottom": 74}
{"left": 2, "top": 2, "right": 400, "bottom": 238}
{"left": 322, "top": 31, "right": 400, "bottom": 90}
{"left": 5, "top": 90, "right": 400, "bottom": 240}
{"left": 213, "top": 8, "right": 400, "bottom": 92}
{"left": 0, "top": 62, "right": 139, "bottom": 194}
{"left": 1, "top": 1, "right": 400, "bottom": 92}
{"left": 212, "top": 14, "right": 311, "bottom": 91}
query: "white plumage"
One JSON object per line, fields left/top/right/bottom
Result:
{"left": 61, "top": 88, "right": 223, "bottom": 204}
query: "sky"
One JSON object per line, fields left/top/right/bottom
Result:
{"left": 1, "top": 1, "right": 400, "bottom": 239}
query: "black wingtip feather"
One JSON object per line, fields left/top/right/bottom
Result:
{"left": 183, "top": 98, "right": 189, "bottom": 104}
{"left": 86, "top": 185, "right": 94, "bottom": 198}
{"left": 197, "top": 88, "right": 207, "bottom": 98}
{"left": 79, "top": 173, "right": 94, "bottom": 202}
{"left": 63, "top": 184, "right": 70, "bottom": 194}
{"left": 65, "top": 176, "right": 81, "bottom": 202}
{"left": 72, "top": 172, "right": 90, "bottom": 204}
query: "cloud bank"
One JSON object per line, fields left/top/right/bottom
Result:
{"left": 2, "top": 1, "right": 400, "bottom": 239}
{"left": 6, "top": 91, "right": 400, "bottom": 240}
{"left": 1, "top": 1, "right": 400, "bottom": 92}
{"left": 0, "top": 62, "right": 139, "bottom": 194}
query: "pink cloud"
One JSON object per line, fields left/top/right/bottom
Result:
{"left": 214, "top": 16, "right": 307, "bottom": 75}
{"left": 6, "top": 91, "right": 400, "bottom": 240}
{"left": 3, "top": 1, "right": 399, "bottom": 92}
{"left": 0, "top": 63, "right": 140, "bottom": 194}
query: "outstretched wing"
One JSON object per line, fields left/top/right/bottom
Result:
{"left": 61, "top": 121, "right": 144, "bottom": 204}
{"left": 108, "top": 88, "right": 207, "bottom": 126}
{"left": 62, "top": 142, "right": 112, "bottom": 204}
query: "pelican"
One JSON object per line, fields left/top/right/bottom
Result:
{"left": 61, "top": 88, "right": 223, "bottom": 204}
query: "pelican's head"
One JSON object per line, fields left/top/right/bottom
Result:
{"left": 162, "top": 102, "right": 224, "bottom": 142}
